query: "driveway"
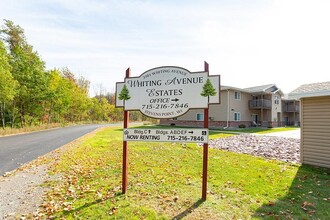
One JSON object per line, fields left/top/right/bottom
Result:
{"left": 0, "top": 124, "right": 105, "bottom": 175}
{"left": 260, "top": 128, "right": 301, "bottom": 139}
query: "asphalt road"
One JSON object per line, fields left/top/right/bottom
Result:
{"left": 0, "top": 124, "right": 108, "bottom": 175}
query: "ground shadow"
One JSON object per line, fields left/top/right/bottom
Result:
{"left": 253, "top": 164, "right": 330, "bottom": 219}
{"left": 61, "top": 191, "right": 122, "bottom": 217}
{"left": 171, "top": 199, "right": 203, "bottom": 220}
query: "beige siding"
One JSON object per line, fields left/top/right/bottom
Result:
{"left": 209, "top": 89, "right": 251, "bottom": 121}
{"left": 177, "top": 90, "right": 229, "bottom": 121}
{"left": 209, "top": 90, "right": 228, "bottom": 121}
{"left": 301, "top": 96, "right": 330, "bottom": 168}
{"left": 178, "top": 109, "right": 203, "bottom": 121}
{"left": 271, "top": 92, "right": 282, "bottom": 122}
{"left": 230, "top": 91, "right": 251, "bottom": 121}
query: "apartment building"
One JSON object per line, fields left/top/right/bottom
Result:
{"left": 282, "top": 95, "right": 300, "bottom": 126}
{"left": 160, "top": 84, "right": 300, "bottom": 128}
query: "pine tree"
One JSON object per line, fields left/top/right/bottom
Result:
{"left": 201, "top": 79, "right": 216, "bottom": 101}
{"left": 118, "top": 85, "right": 131, "bottom": 101}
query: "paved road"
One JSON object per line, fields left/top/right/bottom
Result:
{"left": 0, "top": 124, "right": 108, "bottom": 175}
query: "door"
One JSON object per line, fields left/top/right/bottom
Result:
{"left": 251, "top": 114, "right": 258, "bottom": 126}
{"left": 277, "top": 112, "right": 281, "bottom": 127}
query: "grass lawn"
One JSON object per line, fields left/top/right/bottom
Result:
{"left": 0, "top": 123, "right": 66, "bottom": 136}
{"left": 211, "top": 126, "right": 299, "bottom": 134}
{"left": 40, "top": 126, "right": 329, "bottom": 219}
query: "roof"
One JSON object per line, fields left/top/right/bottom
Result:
{"left": 244, "top": 84, "right": 284, "bottom": 96}
{"left": 289, "top": 81, "right": 330, "bottom": 99}
{"left": 221, "top": 85, "right": 248, "bottom": 93}
{"left": 221, "top": 84, "right": 284, "bottom": 96}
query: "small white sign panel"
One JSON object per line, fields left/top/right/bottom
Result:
{"left": 116, "top": 66, "right": 220, "bottom": 118}
{"left": 123, "top": 128, "right": 209, "bottom": 143}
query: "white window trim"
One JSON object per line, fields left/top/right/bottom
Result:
{"left": 234, "top": 91, "right": 241, "bottom": 100}
{"left": 234, "top": 112, "right": 241, "bottom": 121}
{"left": 196, "top": 113, "right": 204, "bottom": 121}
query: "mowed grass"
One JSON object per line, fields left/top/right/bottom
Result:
{"left": 211, "top": 126, "right": 299, "bottom": 134}
{"left": 41, "top": 126, "right": 330, "bottom": 219}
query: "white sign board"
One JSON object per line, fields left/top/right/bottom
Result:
{"left": 116, "top": 66, "right": 220, "bottom": 118}
{"left": 123, "top": 128, "right": 209, "bottom": 143}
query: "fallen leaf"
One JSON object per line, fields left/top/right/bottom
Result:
{"left": 268, "top": 201, "right": 275, "bottom": 206}
{"left": 308, "top": 210, "right": 316, "bottom": 215}
{"left": 302, "top": 201, "right": 314, "bottom": 208}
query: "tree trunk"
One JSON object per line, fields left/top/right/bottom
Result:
{"left": 0, "top": 102, "right": 5, "bottom": 129}
{"left": 48, "top": 105, "right": 52, "bottom": 124}
{"left": 20, "top": 102, "right": 24, "bottom": 128}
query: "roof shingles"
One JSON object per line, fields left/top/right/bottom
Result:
{"left": 289, "top": 81, "right": 330, "bottom": 99}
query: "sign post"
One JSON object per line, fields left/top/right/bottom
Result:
{"left": 122, "top": 68, "right": 130, "bottom": 194}
{"left": 116, "top": 62, "right": 220, "bottom": 200}
{"left": 202, "top": 62, "right": 209, "bottom": 201}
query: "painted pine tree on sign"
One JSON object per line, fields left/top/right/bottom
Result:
{"left": 118, "top": 85, "right": 131, "bottom": 104}
{"left": 201, "top": 78, "right": 216, "bottom": 102}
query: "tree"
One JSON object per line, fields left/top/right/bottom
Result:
{"left": 201, "top": 79, "right": 216, "bottom": 102}
{"left": 118, "top": 85, "right": 131, "bottom": 102}
{"left": 0, "top": 19, "right": 25, "bottom": 50}
{"left": 0, "top": 20, "right": 124, "bottom": 126}
{"left": 1, "top": 20, "right": 48, "bottom": 126}
{"left": 0, "top": 41, "right": 17, "bottom": 128}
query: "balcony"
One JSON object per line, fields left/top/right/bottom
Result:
{"left": 283, "top": 104, "right": 299, "bottom": 112}
{"left": 249, "top": 99, "right": 271, "bottom": 109}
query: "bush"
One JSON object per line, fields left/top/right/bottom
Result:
{"left": 238, "top": 124, "right": 246, "bottom": 128}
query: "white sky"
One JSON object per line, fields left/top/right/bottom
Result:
{"left": 1, "top": 0, "right": 329, "bottom": 96}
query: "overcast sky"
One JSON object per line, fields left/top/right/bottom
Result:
{"left": 1, "top": 0, "right": 329, "bottom": 96}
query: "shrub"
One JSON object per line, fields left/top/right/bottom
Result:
{"left": 238, "top": 124, "right": 246, "bottom": 128}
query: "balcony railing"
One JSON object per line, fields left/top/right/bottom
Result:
{"left": 283, "top": 105, "right": 299, "bottom": 112}
{"left": 249, "top": 99, "right": 271, "bottom": 109}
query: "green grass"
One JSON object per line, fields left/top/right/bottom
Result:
{"left": 0, "top": 123, "right": 66, "bottom": 136}
{"left": 154, "top": 124, "right": 298, "bottom": 134}
{"left": 40, "top": 126, "right": 329, "bottom": 219}
{"left": 212, "top": 126, "right": 299, "bottom": 134}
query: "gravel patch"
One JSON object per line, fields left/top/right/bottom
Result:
{"left": 0, "top": 164, "right": 53, "bottom": 219}
{"left": 209, "top": 134, "right": 300, "bottom": 163}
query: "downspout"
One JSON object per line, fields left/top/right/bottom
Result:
{"left": 225, "top": 89, "right": 230, "bottom": 128}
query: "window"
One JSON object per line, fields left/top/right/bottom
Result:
{"left": 196, "top": 113, "right": 204, "bottom": 121}
{"left": 274, "top": 95, "right": 279, "bottom": 105}
{"left": 234, "top": 91, "right": 241, "bottom": 100}
{"left": 171, "top": 117, "right": 178, "bottom": 121}
{"left": 234, "top": 112, "right": 241, "bottom": 121}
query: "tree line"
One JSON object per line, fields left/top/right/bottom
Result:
{"left": 0, "top": 20, "right": 144, "bottom": 128}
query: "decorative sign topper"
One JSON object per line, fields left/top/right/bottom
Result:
{"left": 116, "top": 66, "right": 220, "bottom": 118}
